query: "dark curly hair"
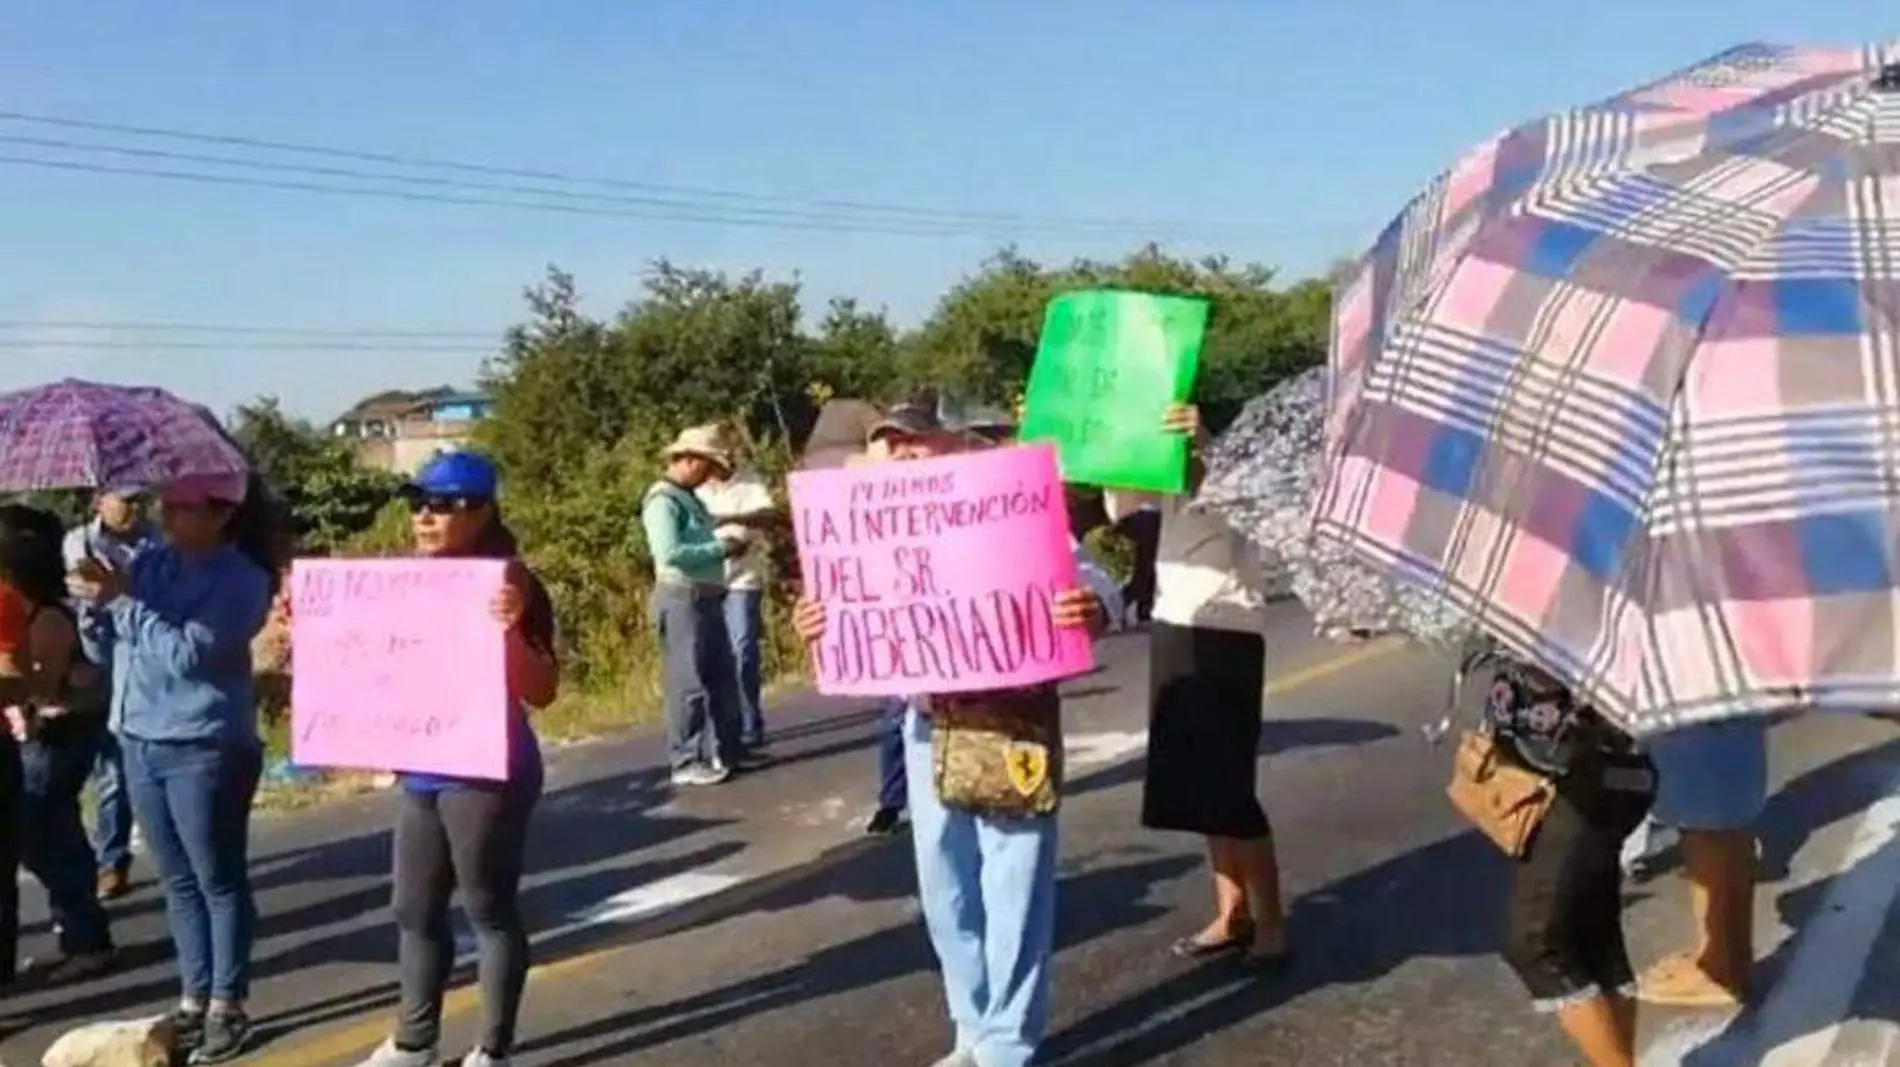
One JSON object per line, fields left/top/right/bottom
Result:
{"left": 0, "top": 504, "right": 70, "bottom": 610}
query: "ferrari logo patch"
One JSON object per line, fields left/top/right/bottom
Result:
{"left": 1004, "top": 741, "right": 1049, "bottom": 796}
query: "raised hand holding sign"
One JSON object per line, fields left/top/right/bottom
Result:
{"left": 788, "top": 443, "right": 1094, "bottom": 696}
{"left": 1018, "top": 289, "right": 1208, "bottom": 492}
{"left": 290, "top": 558, "right": 511, "bottom": 780}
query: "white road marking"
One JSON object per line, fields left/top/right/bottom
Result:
{"left": 433, "top": 734, "right": 1158, "bottom": 965}
{"left": 451, "top": 870, "right": 747, "bottom": 963}
{"left": 1066, "top": 730, "right": 1148, "bottom": 769}
{"left": 1866, "top": 1018, "right": 1900, "bottom": 1064}
{"left": 1638, "top": 771, "right": 1900, "bottom": 1066}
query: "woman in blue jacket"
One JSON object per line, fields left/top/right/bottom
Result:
{"left": 71, "top": 471, "right": 278, "bottom": 1065}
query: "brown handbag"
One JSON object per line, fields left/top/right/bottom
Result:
{"left": 930, "top": 685, "right": 1064, "bottom": 818}
{"left": 1445, "top": 729, "right": 1557, "bottom": 858}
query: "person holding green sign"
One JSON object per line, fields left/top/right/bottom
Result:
{"left": 1139, "top": 402, "right": 1290, "bottom": 968}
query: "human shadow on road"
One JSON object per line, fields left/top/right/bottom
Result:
{"left": 1260, "top": 717, "right": 1401, "bottom": 756}
{"left": 0, "top": 774, "right": 738, "bottom": 1050}
{"left": 1671, "top": 737, "right": 1900, "bottom": 1065}
{"left": 1066, "top": 716, "right": 1400, "bottom": 799}
{"left": 514, "top": 847, "right": 1198, "bottom": 1066}
{"left": 1039, "top": 829, "right": 1506, "bottom": 1066}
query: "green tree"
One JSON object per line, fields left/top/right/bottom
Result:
{"left": 476, "top": 269, "right": 627, "bottom": 493}
{"left": 806, "top": 297, "right": 906, "bottom": 409}
{"left": 479, "top": 262, "right": 825, "bottom": 489}
{"left": 228, "top": 397, "right": 398, "bottom": 552}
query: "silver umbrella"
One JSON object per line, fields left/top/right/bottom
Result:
{"left": 1194, "top": 367, "right": 1473, "bottom": 644}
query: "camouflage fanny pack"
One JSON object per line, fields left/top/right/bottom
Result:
{"left": 930, "top": 685, "right": 1063, "bottom": 818}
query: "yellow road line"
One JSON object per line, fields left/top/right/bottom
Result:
{"left": 251, "top": 636, "right": 1409, "bottom": 1067}
{"left": 1264, "top": 636, "right": 1405, "bottom": 696}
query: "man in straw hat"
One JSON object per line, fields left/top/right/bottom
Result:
{"left": 642, "top": 424, "right": 757, "bottom": 787}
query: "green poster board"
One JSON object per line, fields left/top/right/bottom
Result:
{"left": 1017, "top": 289, "right": 1208, "bottom": 492}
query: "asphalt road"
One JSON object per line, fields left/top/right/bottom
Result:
{"left": 4, "top": 603, "right": 1900, "bottom": 1066}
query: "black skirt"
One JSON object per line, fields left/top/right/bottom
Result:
{"left": 1141, "top": 621, "right": 1271, "bottom": 839}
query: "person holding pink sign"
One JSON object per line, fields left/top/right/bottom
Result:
{"left": 792, "top": 404, "right": 1108, "bottom": 1067}
{"left": 355, "top": 452, "right": 559, "bottom": 1067}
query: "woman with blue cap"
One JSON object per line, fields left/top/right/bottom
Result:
{"left": 357, "top": 450, "right": 559, "bottom": 1067}
{"left": 69, "top": 470, "right": 280, "bottom": 1064}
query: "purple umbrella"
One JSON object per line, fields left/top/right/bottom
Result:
{"left": 0, "top": 379, "right": 248, "bottom": 492}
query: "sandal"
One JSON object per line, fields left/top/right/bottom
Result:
{"left": 1637, "top": 954, "right": 1744, "bottom": 1008}
{"left": 1170, "top": 921, "right": 1256, "bottom": 960}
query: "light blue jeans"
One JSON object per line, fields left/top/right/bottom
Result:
{"left": 723, "top": 588, "right": 766, "bottom": 747}
{"left": 903, "top": 708, "right": 1059, "bottom": 1067}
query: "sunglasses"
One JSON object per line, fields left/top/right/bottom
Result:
{"left": 407, "top": 495, "right": 489, "bottom": 516}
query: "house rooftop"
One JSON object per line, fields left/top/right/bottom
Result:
{"left": 333, "top": 386, "right": 485, "bottom": 424}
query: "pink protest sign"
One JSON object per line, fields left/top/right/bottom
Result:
{"left": 789, "top": 442, "right": 1093, "bottom": 696}
{"left": 289, "top": 558, "right": 510, "bottom": 780}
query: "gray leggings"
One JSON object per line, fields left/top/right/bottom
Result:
{"left": 392, "top": 785, "right": 537, "bottom": 1055}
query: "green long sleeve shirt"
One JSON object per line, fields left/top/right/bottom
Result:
{"left": 642, "top": 480, "right": 728, "bottom": 587}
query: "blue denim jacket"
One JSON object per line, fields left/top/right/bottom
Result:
{"left": 80, "top": 544, "right": 273, "bottom": 747}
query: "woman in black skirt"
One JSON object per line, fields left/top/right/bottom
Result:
{"left": 1139, "top": 403, "right": 1288, "bottom": 965}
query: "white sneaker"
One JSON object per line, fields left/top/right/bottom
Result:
{"left": 460, "top": 1051, "right": 508, "bottom": 1067}
{"left": 927, "top": 1051, "right": 977, "bottom": 1067}
{"left": 355, "top": 1039, "right": 439, "bottom": 1067}
{"left": 670, "top": 764, "right": 731, "bottom": 787}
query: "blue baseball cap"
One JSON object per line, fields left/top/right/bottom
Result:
{"left": 402, "top": 451, "right": 499, "bottom": 500}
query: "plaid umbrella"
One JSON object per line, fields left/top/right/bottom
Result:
{"left": 1314, "top": 41, "right": 1900, "bottom": 734}
{"left": 0, "top": 378, "right": 248, "bottom": 492}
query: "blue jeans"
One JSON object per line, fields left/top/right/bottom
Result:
{"left": 90, "top": 730, "right": 134, "bottom": 874}
{"left": 20, "top": 730, "right": 113, "bottom": 954}
{"left": 122, "top": 738, "right": 262, "bottom": 1001}
{"left": 724, "top": 588, "right": 766, "bottom": 747}
{"left": 1647, "top": 719, "right": 1769, "bottom": 832}
{"left": 876, "top": 702, "right": 907, "bottom": 811}
{"left": 653, "top": 585, "right": 742, "bottom": 771}
{"left": 903, "top": 708, "right": 1058, "bottom": 1067}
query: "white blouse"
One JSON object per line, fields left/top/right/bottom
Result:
{"left": 1150, "top": 494, "right": 1267, "bottom": 634}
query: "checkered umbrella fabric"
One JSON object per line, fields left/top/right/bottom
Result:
{"left": 0, "top": 378, "right": 248, "bottom": 492}
{"left": 1314, "top": 41, "right": 1900, "bottom": 734}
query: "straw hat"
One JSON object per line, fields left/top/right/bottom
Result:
{"left": 661, "top": 424, "right": 734, "bottom": 473}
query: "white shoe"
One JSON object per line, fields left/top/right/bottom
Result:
{"left": 927, "top": 1051, "right": 977, "bottom": 1067}
{"left": 460, "top": 1051, "right": 509, "bottom": 1067}
{"left": 670, "top": 764, "right": 732, "bottom": 787}
{"left": 355, "top": 1039, "right": 439, "bottom": 1067}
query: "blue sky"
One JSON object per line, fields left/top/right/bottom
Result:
{"left": 0, "top": 1, "right": 1890, "bottom": 419}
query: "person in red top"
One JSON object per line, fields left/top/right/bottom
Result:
{"left": 0, "top": 581, "right": 26, "bottom": 678}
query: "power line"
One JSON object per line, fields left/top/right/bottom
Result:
{"left": 0, "top": 319, "right": 495, "bottom": 339}
{"left": 0, "top": 108, "right": 1306, "bottom": 235}
{"left": 0, "top": 153, "right": 1155, "bottom": 239}
{"left": 0, "top": 133, "right": 1186, "bottom": 237}
{"left": 0, "top": 339, "right": 492, "bottom": 352}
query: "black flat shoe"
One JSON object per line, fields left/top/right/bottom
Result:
{"left": 1170, "top": 925, "right": 1256, "bottom": 960}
